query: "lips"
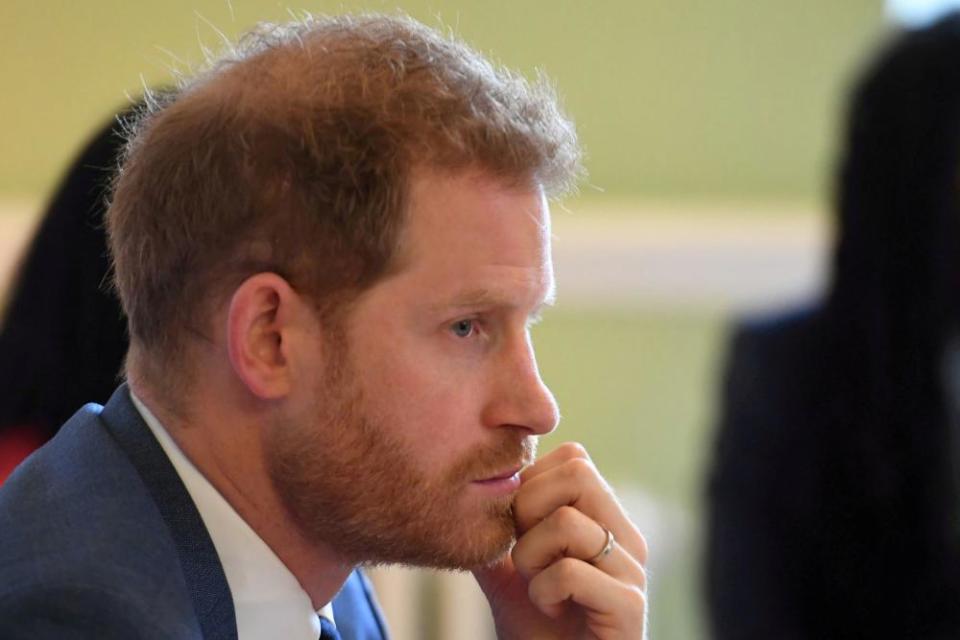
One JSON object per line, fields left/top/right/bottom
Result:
{"left": 456, "top": 436, "right": 535, "bottom": 486}
{"left": 474, "top": 464, "right": 524, "bottom": 484}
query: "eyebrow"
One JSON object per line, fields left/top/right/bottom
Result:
{"left": 432, "top": 284, "right": 557, "bottom": 314}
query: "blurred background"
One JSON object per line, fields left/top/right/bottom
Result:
{"left": 0, "top": 1, "right": 925, "bottom": 637}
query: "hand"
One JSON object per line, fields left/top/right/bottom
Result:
{"left": 473, "top": 443, "right": 648, "bottom": 639}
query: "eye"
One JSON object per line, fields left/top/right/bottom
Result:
{"left": 451, "top": 319, "right": 476, "bottom": 338}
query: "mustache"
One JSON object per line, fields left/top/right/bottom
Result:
{"left": 445, "top": 435, "right": 537, "bottom": 482}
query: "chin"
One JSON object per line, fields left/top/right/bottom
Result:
{"left": 358, "top": 526, "right": 513, "bottom": 571}
{"left": 466, "top": 532, "right": 515, "bottom": 570}
{"left": 440, "top": 502, "right": 517, "bottom": 570}
{"left": 411, "top": 505, "right": 518, "bottom": 570}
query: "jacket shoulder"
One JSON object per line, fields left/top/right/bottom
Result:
{"left": 709, "top": 303, "right": 831, "bottom": 490}
{"left": 722, "top": 304, "right": 829, "bottom": 422}
{"left": 730, "top": 304, "right": 826, "bottom": 375}
{"left": 0, "top": 403, "right": 199, "bottom": 637}
{"left": 0, "top": 582, "right": 200, "bottom": 640}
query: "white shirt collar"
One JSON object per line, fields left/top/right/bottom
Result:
{"left": 129, "top": 390, "right": 335, "bottom": 639}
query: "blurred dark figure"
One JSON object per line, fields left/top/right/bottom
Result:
{"left": 0, "top": 109, "right": 130, "bottom": 482}
{"left": 707, "top": 14, "right": 960, "bottom": 640}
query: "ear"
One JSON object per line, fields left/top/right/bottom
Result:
{"left": 226, "top": 272, "right": 305, "bottom": 400}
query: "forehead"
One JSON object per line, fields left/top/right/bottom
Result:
{"left": 383, "top": 169, "right": 554, "bottom": 310}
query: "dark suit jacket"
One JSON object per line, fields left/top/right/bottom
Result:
{"left": 0, "top": 385, "right": 389, "bottom": 639}
{"left": 705, "top": 306, "right": 960, "bottom": 640}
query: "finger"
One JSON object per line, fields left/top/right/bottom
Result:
{"left": 518, "top": 450, "right": 614, "bottom": 534}
{"left": 512, "top": 505, "right": 647, "bottom": 589}
{"left": 528, "top": 557, "right": 647, "bottom": 638}
{"left": 515, "top": 456, "right": 648, "bottom": 565}
{"left": 520, "top": 441, "right": 591, "bottom": 483}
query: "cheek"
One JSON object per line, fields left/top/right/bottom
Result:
{"left": 360, "top": 340, "right": 487, "bottom": 467}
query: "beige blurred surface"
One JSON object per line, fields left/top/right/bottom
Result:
{"left": 0, "top": 198, "right": 827, "bottom": 313}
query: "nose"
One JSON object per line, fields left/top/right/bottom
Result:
{"left": 482, "top": 333, "right": 560, "bottom": 436}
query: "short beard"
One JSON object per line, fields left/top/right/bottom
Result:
{"left": 265, "top": 332, "right": 535, "bottom": 570}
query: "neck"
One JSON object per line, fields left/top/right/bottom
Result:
{"left": 130, "top": 380, "right": 354, "bottom": 609}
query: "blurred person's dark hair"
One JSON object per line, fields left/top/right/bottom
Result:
{"left": 707, "top": 12, "right": 960, "bottom": 639}
{"left": 824, "top": 9, "right": 960, "bottom": 576}
{"left": 0, "top": 108, "right": 131, "bottom": 478}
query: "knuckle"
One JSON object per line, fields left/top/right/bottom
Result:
{"left": 562, "top": 456, "right": 597, "bottom": 483}
{"left": 527, "top": 574, "right": 550, "bottom": 606}
{"left": 549, "top": 504, "right": 582, "bottom": 531}
{"left": 635, "top": 531, "right": 649, "bottom": 565}
{"left": 636, "top": 564, "right": 648, "bottom": 591}
{"left": 553, "top": 556, "right": 582, "bottom": 583}
{"left": 619, "top": 586, "right": 647, "bottom": 631}
{"left": 622, "top": 584, "right": 647, "bottom": 612}
{"left": 556, "top": 441, "right": 590, "bottom": 461}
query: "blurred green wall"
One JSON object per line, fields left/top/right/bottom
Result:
{"left": 1, "top": 1, "right": 883, "bottom": 201}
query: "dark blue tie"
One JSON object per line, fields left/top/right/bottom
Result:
{"left": 320, "top": 617, "right": 342, "bottom": 640}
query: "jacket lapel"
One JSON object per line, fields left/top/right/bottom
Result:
{"left": 99, "top": 384, "right": 237, "bottom": 640}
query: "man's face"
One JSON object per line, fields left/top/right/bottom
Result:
{"left": 267, "top": 169, "right": 560, "bottom": 569}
